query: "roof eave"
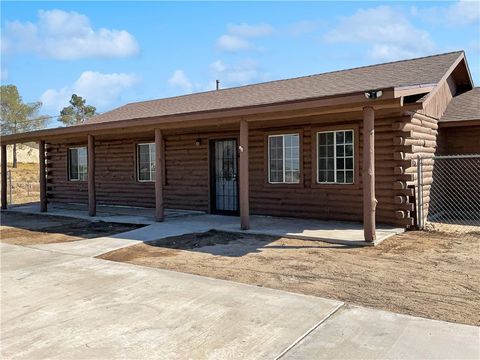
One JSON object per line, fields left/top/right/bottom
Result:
{"left": 0, "top": 87, "right": 402, "bottom": 145}
{"left": 423, "top": 52, "right": 472, "bottom": 108}
{"left": 393, "top": 83, "right": 436, "bottom": 98}
{"left": 438, "top": 119, "right": 480, "bottom": 127}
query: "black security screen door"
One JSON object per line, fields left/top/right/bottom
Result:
{"left": 210, "top": 139, "right": 239, "bottom": 214}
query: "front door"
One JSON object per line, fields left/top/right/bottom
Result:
{"left": 210, "top": 139, "right": 239, "bottom": 214}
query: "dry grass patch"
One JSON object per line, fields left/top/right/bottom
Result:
{"left": 98, "top": 229, "right": 480, "bottom": 326}
{"left": 1, "top": 162, "right": 40, "bottom": 204}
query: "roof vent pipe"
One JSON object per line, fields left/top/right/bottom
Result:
{"left": 216, "top": 80, "right": 220, "bottom": 91}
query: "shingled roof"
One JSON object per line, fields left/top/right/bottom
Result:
{"left": 440, "top": 87, "right": 480, "bottom": 123}
{"left": 89, "top": 51, "right": 464, "bottom": 124}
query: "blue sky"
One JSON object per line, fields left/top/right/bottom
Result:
{"left": 1, "top": 1, "right": 479, "bottom": 127}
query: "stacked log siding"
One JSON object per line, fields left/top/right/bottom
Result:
{"left": 46, "top": 112, "right": 414, "bottom": 227}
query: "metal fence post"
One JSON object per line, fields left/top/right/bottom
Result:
{"left": 417, "top": 156, "right": 423, "bottom": 229}
{"left": 8, "top": 170, "right": 12, "bottom": 205}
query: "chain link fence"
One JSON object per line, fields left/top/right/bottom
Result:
{"left": 418, "top": 155, "right": 480, "bottom": 238}
{"left": 0, "top": 167, "right": 40, "bottom": 206}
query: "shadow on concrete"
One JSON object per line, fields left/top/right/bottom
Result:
{"left": 141, "top": 229, "right": 354, "bottom": 257}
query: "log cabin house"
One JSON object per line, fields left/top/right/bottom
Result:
{"left": 1, "top": 51, "right": 478, "bottom": 242}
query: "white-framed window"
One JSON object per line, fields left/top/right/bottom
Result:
{"left": 68, "top": 147, "right": 87, "bottom": 181}
{"left": 268, "top": 133, "right": 300, "bottom": 184}
{"left": 317, "top": 130, "right": 354, "bottom": 184}
{"left": 137, "top": 143, "right": 156, "bottom": 182}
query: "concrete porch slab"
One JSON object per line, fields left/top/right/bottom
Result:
{"left": 218, "top": 215, "right": 404, "bottom": 246}
{"left": 4, "top": 202, "right": 404, "bottom": 249}
{"left": 5, "top": 202, "right": 202, "bottom": 225}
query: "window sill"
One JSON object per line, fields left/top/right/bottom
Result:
{"left": 310, "top": 182, "right": 361, "bottom": 190}
{"left": 264, "top": 182, "right": 305, "bottom": 189}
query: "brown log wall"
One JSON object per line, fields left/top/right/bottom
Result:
{"left": 437, "top": 125, "right": 480, "bottom": 155}
{"left": 47, "top": 138, "right": 155, "bottom": 207}
{"left": 392, "top": 111, "right": 439, "bottom": 226}
{"left": 46, "top": 114, "right": 411, "bottom": 226}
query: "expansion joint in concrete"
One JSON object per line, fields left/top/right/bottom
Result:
{"left": 274, "top": 302, "right": 345, "bottom": 360}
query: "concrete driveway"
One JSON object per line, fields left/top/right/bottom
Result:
{"left": 1, "top": 242, "right": 479, "bottom": 360}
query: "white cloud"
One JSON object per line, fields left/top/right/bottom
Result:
{"left": 210, "top": 60, "right": 228, "bottom": 73}
{"left": 168, "top": 59, "right": 267, "bottom": 94}
{"left": 209, "top": 59, "right": 267, "bottom": 87}
{"left": 324, "top": 6, "right": 435, "bottom": 62}
{"left": 447, "top": 0, "right": 480, "bottom": 25}
{"left": 40, "top": 71, "right": 138, "bottom": 113}
{"left": 287, "top": 20, "right": 321, "bottom": 36}
{"left": 2, "top": 9, "right": 139, "bottom": 60}
{"left": 227, "top": 23, "right": 274, "bottom": 38}
{"left": 216, "top": 34, "right": 253, "bottom": 52}
{"left": 216, "top": 22, "right": 274, "bottom": 52}
{"left": 411, "top": 0, "right": 480, "bottom": 26}
{"left": 168, "top": 70, "right": 194, "bottom": 93}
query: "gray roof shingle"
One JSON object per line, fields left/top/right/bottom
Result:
{"left": 89, "top": 51, "right": 464, "bottom": 124}
{"left": 440, "top": 88, "right": 480, "bottom": 122}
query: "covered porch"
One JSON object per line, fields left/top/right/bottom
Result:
{"left": 4, "top": 202, "right": 403, "bottom": 246}
{"left": 0, "top": 86, "right": 411, "bottom": 244}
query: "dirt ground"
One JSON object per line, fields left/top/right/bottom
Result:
{"left": 0, "top": 212, "right": 141, "bottom": 245}
{"left": 99, "top": 229, "right": 480, "bottom": 326}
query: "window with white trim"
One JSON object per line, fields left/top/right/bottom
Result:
{"left": 268, "top": 134, "right": 300, "bottom": 183}
{"left": 137, "top": 143, "right": 156, "bottom": 182}
{"left": 68, "top": 147, "right": 87, "bottom": 181}
{"left": 317, "top": 130, "right": 354, "bottom": 184}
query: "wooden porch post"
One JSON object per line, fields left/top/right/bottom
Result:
{"left": 239, "top": 119, "right": 250, "bottom": 230}
{"left": 88, "top": 135, "right": 96, "bottom": 216}
{"left": 363, "top": 106, "right": 377, "bottom": 242}
{"left": 1, "top": 144, "right": 7, "bottom": 210}
{"left": 155, "top": 128, "right": 164, "bottom": 222}
{"left": 39, "top": 140, "right": 47, "bottom": 212}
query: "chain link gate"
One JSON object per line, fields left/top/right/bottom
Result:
{"left": 417, "top": 155, "right": 480, "bottom": 238}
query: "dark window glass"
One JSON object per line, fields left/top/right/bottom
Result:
{"left": 68, "top": 147, "right": 87, "bottom": 181}
{"left": 268, "top": 134, "right": 300, "bottom": 183}
{"left": 137, "top": 143, "right": 156, "bottom": 181}
{"left": 317, "top": 130, "right": 354, "bottom": 184}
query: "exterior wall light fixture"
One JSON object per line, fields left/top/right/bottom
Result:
{"left": 364, "top": 90, "right": 383, "bottom": 99}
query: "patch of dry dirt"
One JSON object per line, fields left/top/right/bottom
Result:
{"left": 98, "top": 230, "right": 480, "bottom": 326}
{"left": 0, "top": 212, "right": 142, "bottom": 245}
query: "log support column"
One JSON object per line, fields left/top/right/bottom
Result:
{"left": 363, "top": 106, "right": 377, "bottom": 242}
{"left": 1, "top": 144, "right": 7, "bottom": 210}
{"left": 88, "top": 135, "right": 96, "bottom": 216}
{"left": 239, "top": 119, "right": 250, "bottom": 230}
{"left": 39, "top": 140, "right": 47, "bottom": 212}
{"left": 155, "top": 128, "right": 164, "bottom": 222}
